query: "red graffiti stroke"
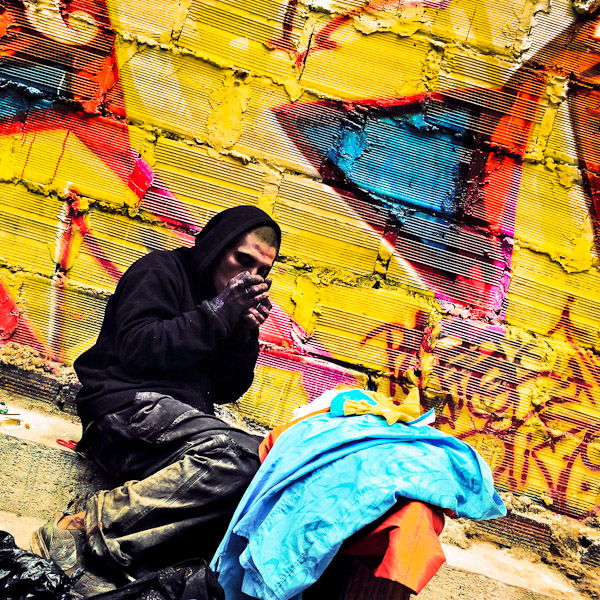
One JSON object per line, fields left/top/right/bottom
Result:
{"left": 0, "top": 284, "right": 19, "bottom": 340}
{"left": 0, "top": 281, "right": 56, "bottom": 357}
{"left": 360, "top": 312, "right": 429, "bottom": 396}
{"left": 433, "top": 310, "right": 600, "bottom": 519}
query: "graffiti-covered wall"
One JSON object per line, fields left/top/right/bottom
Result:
{"left": 0, "top": 0, "right": 599, "bottom": 520}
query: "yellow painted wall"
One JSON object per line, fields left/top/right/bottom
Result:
{"left": 0, "top": 0, "right": 599, "bottom": 519}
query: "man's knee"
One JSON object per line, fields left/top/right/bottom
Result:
{"left": 185, "top": 432, "right": 260, "bottom": 498}
{"left": 224, "top": 430, "right": 262, "bottom": 483}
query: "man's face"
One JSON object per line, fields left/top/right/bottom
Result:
{"left": 212, "top": 229, "right": 278, "bottom": 294}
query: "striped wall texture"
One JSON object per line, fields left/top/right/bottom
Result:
{"left": 0, "top": 0, "right": 599, "bottom": 522}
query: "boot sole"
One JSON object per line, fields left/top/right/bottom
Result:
{"left": 29, "top": 528, "right": 51, "bottom": 559}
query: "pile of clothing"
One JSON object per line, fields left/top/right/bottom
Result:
{"left": 211, "top": 388, "right": 507, "bottom": 600}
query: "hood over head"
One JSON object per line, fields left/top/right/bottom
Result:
{"left": 185, "top": 205, "right": 281, "bottom": 290}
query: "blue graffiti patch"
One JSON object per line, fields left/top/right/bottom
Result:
{"left": 273, "top": 97, "right": 509, "bottom": 310}
{"left": 280, "top": 98, "right": 477, "bottom": 218}
{"left": 0, "top": 91, "right": 29, "bottom": 120}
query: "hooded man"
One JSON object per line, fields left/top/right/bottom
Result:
{"left": 30, "top": 205, "right": 282, "bottom": 594}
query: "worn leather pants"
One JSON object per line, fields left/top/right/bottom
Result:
{"left": 78, "top": 392, "right": 262, "bottom": 578}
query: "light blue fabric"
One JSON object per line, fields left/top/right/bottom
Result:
{"left": 211, "top": 411, "right": 506, "bottom": 600}
{"left": 329, "top": 389, "right": 377, "bottom": 414}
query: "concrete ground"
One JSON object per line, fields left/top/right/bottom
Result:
{"left": 437, "top": 543, "right": 585, "bottom": 600}
{"left": 0, "top": 510, "right": 45, "bottom": 549}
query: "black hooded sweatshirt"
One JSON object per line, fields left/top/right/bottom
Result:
{"left": 74, "top": 206, "right": 282, "bottom": 430}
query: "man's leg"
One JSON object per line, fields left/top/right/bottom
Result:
{"left": 85, "top": 429, "right": 259, "bottom": 575}
{"left": 35, "top": 392, "right": 261, "bottom": 581}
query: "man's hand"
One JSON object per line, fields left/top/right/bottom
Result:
{"left": 238, "top": 296, "right": 272, "bottom": 331}
{"left": 220, "top": 271, "right": 270, "bottom": 314}
{"left": 206, "top": 272, "right": 271, "bottom": 332}
{"left": 235, "top": 277, "right": 273, "bottom": 339}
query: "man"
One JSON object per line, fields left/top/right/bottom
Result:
{"left": 30, "top": 205, "right": 281, "bottom": 594}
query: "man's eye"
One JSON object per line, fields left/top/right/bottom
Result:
{"left": 237, "top": 254, "right": 253, "bottom": 267}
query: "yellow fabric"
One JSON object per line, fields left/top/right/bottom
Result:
{"left": 342, "top": 387, "right": 421, "bottom": 425}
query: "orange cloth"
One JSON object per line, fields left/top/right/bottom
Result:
{"left": 259, "top": 410, "right": 447, "bottom": 594}
{"left": 341, "top": 501, "right": 446, "bottom": 594}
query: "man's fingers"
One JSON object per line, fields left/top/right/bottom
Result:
{"left": 251, "top": 291, "right": 271, "bottom": 306}
{"left": 254, "top": 302, "right": 271, "bottom": 320}
{"left": 230, "top": 272, "right": 264, "bottom": 289}
{"left": 242, "top": 308, "right": 262, "bottom": 327}
{"left": 229, "top": 271, "right": 250, "bottom": 285}
{"left": 245, "top": 304, "right": 269, "bottom": 322}
{"left": 259, "top": 297, "right": 272, "bottom": 310}
{"left": 247, "top": 307, "right": 262, "bottom": 319}
{"left": 240, "top": 273, "right": 265, "bottom": 287}
{"left": 237, "top": 291, "right": 268, "bottom": 313}
{"left": 244, "top": 283, "right": 269, "bottom": 299}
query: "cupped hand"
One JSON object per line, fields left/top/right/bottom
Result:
{"left": 218, "top": 271, "right": 269, "bottom": 315}
{"left": 206, "top": 272, "right": 272, "bottom": 332}
{"left": 237, "top": 296, "right": 272, "bottom": 333}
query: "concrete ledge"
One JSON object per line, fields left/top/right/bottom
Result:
{"left": 0, "top": 433, "right": 108, "bottom": 519}
{"left": 0, "top": 397, "right": 109, "bottom": 520}
{"left": 0, "top": 359, "right": 80, "bottom": 415}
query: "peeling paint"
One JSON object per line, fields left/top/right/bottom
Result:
{"left": 207, "top": 72, "right": 252, "bottom": 150}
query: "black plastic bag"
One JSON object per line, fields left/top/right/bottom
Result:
{"left": 0, "top": 529, "right": 73, "bottom": 600}
{"left": 87, "top": 558, "right": 224, "bottom": 600}
{"left": 0, "top": 529, "right": 223, "bottom": 600}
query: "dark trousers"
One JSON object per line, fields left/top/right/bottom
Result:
{"left": 78, "top": 392, "right": 262, "bottom": 578}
